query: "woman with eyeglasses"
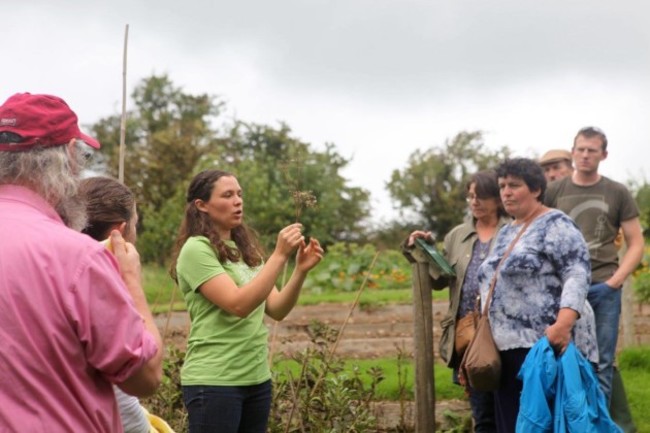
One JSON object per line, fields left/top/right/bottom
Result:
{"left": 408, "top": 169, "right": 510, "bottom": 433}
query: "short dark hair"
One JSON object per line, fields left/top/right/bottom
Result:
{"left": 496, "top": 158, "right": 547, "bottom": 203}
{"left": 574, "top": 126, "right": 608, "bottom": 151}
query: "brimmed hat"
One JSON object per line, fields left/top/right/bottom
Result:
{"left": 0, "top": 93, "right": 100, "bottom": 151}
{"left": 539, "top": 149, "right": 572, "bottom": 166}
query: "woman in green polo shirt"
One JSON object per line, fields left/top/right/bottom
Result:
{"left": 170, "top": 169, "right": 323, "bottom": 433}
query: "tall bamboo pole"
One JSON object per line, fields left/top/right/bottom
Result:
{"left": 118, "top": 24, "right": 129, "bottom": 183}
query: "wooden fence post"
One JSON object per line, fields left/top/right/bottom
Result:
{"left": 402, "top": 244, "right": 436, "bottom": 432}
{"left": 618, "top": 244, "right": 636, "bottom": 348}
{"left": 621, "top": 277, "right": 635, "bottom": 347}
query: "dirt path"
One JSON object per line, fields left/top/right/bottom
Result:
{"left": 156, "top": 301, "right": 650, "bottom": 359}
{"left": 158, "top": 303, "right": 442, "bottom": 358}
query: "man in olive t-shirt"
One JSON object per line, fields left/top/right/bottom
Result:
{"left": 544, "top": 126, "right": 644, "bottom": 406}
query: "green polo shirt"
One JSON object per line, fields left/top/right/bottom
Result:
{"left": 176, "top": 236, "right": 270, "bottom": 386}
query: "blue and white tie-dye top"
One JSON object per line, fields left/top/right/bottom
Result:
{"left": 478, "top": 209, "right": 598, "bottom": 363}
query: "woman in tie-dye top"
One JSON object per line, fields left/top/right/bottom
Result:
{"left": 477, "top": 158, "right": 597, "bottom": 433}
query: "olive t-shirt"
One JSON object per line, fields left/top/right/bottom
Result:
{"left": 544, "top": 176, "right": 639, "bottom": 283}
{"left": 176, "top": 236, "right": 270, "bottom": 386}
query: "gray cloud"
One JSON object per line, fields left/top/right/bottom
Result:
{"left": 109, "top": 1, "right": 650, "bottom": 101}
{"left": 9, "top": 0, "right": 650, "bottom": 220}
{"left": 20, "top": 0, "right": 648, "bottom": 104}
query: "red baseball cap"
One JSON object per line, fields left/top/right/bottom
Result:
{"left": 0, "top": 93, "right": 101, "bottom": 151}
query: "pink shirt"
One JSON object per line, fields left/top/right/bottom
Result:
{"left": 0, "top": 185, "right": 158, "bottom": 432}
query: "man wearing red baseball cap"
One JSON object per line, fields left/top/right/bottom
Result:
{"left": 0, "top": 92, "right": 101, "bottom": 151}
{"left": 0, "top": 93, "right": 163, "bottom": 432}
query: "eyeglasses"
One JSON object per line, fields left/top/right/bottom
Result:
{"left": 466, "top": 195, "right": 481, "bottom": 203}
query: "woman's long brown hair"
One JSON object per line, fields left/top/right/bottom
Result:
{"left": 169, "top": 169, "right": 264, "bottom": 281}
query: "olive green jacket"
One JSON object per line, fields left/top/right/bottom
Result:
{"left": 434, "top": 216, "right": 510, "bottom": 367}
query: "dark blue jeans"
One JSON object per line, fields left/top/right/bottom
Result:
{"left": 469, "top": 389, "right": 497, "bottom": 433}
{"left": 453, "top": 368, "right": 496, "bottom": 432}
{"left": 494, "top": 348, "right": 529, "bottom": 433}
{"left": 182, "top": 380, "right": 272, "bottom": 433}
{"left": 588, "top": 282, "right": 622, "bottom": 404}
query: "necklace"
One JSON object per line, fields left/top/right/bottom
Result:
{"left": 477, "top": 238, "right": 492, "bottom": 260}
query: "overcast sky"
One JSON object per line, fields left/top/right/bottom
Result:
{"left": 5, "top": 0, "right": 650, "bottom": 222}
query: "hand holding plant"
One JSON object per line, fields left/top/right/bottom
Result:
{"left": 273, "top": 223, "right": 305, "bottom": 259}
{"left": 296, "top": 238, "right": 324, "bottom": 273}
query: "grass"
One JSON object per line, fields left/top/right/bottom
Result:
{"left": 299, "top": 287, "right": 449, "bottom": 305}
{"left": 273, "top": 348, "right": 650, "bottom": 430}
{"left": 621, "top": 368, "right": 650, "bottom": 432}
{"left": 142, "top": 263, "right": 449, "bottom": 311}
{"left": 618, "top": 347, "right": 650, "bottom": 432}
{"left": 143, "top": 264, "right": 177, "bottom": 305}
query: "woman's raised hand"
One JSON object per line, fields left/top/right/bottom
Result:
{"left": 274, "top": 223, "right": 305, "bottom": 259}
{"left": 296, "top": 238, "right": 324, "bottom": 273}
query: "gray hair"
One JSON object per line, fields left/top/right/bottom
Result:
{"left": 0, "top": 141, "right": 89, "bottom": 230}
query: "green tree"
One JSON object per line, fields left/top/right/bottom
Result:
{"left": 90, "top": 75, "right": 370, "bottom": 263}
{"left": 91, "top": 74, "right": 224, "bottom": 263}
{"left": 197, "top": 122, "right": 371, "bottom": 251}
{"left": 386, "top": 131, "right": 510, "bottom": 239}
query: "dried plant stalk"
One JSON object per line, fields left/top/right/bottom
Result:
{"left": 267, "top": 261, "right": 290, "bottom": 364}
{"left": 281, "top": 148, "right": 318, "bottom": 223}
{"left": 162, "top": 283, "right": 177, "bottom": 342}
{"left": 308, "top": 251, "right": 381, "bottom": 398}
{"left": 283, "top": 357, "right": 309, "bottom": 433}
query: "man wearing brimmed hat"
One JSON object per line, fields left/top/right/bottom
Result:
{"left": 539, "top": 149, "right": 573, "bottom": 182}
{"left": 545, "top": 126, "right": 644, "bottom": 410}
{"left": 0, "top": 93, "right": 162, "bottom": 432}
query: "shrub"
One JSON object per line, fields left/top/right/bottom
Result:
{"left": 304, "top": 243, "right": 411, "bottom": 293}
{"left": 141, "top": 345, "right": 187, "bottom": 433}
{"left": 269, "top": 321, "right": 382, "bottom": 432}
